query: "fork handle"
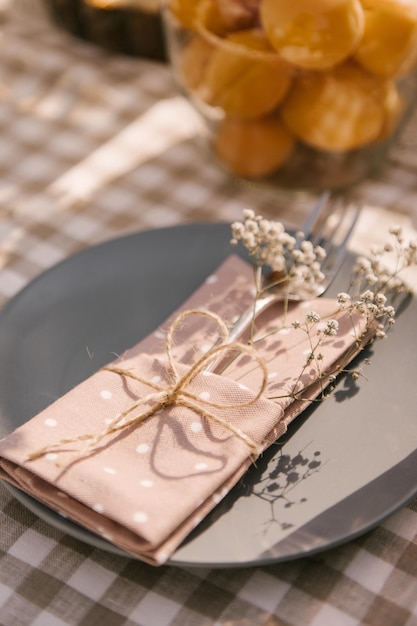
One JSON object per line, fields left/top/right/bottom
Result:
{"left": 227, "top": 291, "right": 279, "bottom": 343}
{"left": 204, "top": 291, "right": 279, "bottom": 373}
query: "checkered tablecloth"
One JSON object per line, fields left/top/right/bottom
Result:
{"left": 0, "top": 1, "right": 416, "bottom": 625}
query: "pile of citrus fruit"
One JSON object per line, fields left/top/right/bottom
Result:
{"left": 167, "top": 0, "right": 417, "bottom": 181}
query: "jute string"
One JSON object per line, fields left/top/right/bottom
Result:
{"left": 28, "top": 310, "right": 269, "bottom": 463}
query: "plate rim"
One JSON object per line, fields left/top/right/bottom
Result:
{"left": 0, "top": 222, "right": 416, "bottom": 567}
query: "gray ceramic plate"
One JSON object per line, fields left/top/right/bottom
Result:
{"left": 0, "top": 223, "right": 416, "bottom": 568}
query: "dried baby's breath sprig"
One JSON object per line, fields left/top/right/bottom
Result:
{"left": 337, "top": 289, "right": 395, "bottom": 342}
{"left": 342, "top": 225, "right": 417, "bottom": 339}
{"left": 231, "top": 209, "right": 326, "bottom": 284}
{"left": 350, "top": 225, "right": 417, "bottom": 297}
{"left": 268, "top": 305, "right": 376, "bottom": 404}
{"left": 291, "top": 312, "right": 339, "bottom": 393}
{"left": 231, "top": 209, "right": 326, "bottom": 337}
{"left": 230, "top": 211, "right": 416, "bottom": 405}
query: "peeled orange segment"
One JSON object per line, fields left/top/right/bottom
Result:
{"left": 379, "top": 82, "right": 405, "bottom": 141}
{"left": 260, "top": 0, "right": 364, "bottom": 70}
{"left": 214, "top": 113, "right": 295, "bottom": 178}
{"left": 177, "top": 36, "right": 214, "bottom": 91}
{"left": 169, "top": 0, "right": 202, "bottom": 29}
{"left": 354, "top": 0, "right": 417, "bottom": 78}
{"left": 201, "top": 0, "right": 260, "bottom": 35}
{"left": 196, "top": 29, "right": 293, "bottom": 118}
{"left": 281, "top": 62, "right": 386, "bottom": 152}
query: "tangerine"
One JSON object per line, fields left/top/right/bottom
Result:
{"left": 169, "top": 0, "right": 201, "bottom": 30}
{"left": 197, "top": 29, "right": 292, "bottom": 118}
{"left": 199, "top": 0, "right": 260, "bottom": 36}
{"left": 354, "top": 0, "right": 417, "bottom": 77}
{"left": 214, "top": 113, "right": 295, "bottom": 178}
{"left": 281, "top": 62, "right": 386, "bottom": 151}
{"left": 260, "top": 0, "right": 365, "bottom": 70}
{"left": 178, "top": 35, "right": 214, "bottom": 91}
{"left": 379, "top": 82, "right": 405, "bottom": 141}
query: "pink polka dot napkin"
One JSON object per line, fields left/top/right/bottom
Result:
{"left": 0, "top": 256, "right": 370, "bottom": 565}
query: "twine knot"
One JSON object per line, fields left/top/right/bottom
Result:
{"left": 28, "top": 309, "right": 269, "bottom": 463}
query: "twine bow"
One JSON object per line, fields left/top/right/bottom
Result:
{"left": 28, "top": 309, "right": 269, "bottom": 463}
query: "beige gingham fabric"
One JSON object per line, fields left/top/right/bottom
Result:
{"left": 0, "top": 1, "right": 416, "bottom": 624}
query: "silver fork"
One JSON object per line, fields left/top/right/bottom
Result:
{"left": 205, "top": 193, "right": 361, "bottom": 374}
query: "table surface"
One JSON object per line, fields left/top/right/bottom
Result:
{"left": 0, "top": 1, "right": 417, "bottom": 625}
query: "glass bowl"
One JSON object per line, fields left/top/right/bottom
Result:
{"left": 162, "top": 0, "right": 417, "bottom": 192}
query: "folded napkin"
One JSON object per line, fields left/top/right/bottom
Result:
{"left": 0, "top": 255, "right": 371, "bottom": 565}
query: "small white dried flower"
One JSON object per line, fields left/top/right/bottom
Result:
{"left": 268, "top": 222, "right": 285, "bottom": 237}
{"left": 337, "top": 292, "right": 351, "bottom": 305}
{"left": 354, "top": 301, "right": 367, "bottom": 314}
{"left": 305, "top": 311, "right": 321, "bottom": 324}
{"left": 245, "top": 219, "right": 258, "bottom": 233}
{"left": 301, "top": 240, "right": 314, "bottom": 254}
{"left": 258, "top": 219, "right": 271, "bottom": 235}
{"left": 375, "top": 293, "right": 387, "bottom": 306}
{"left": 360, "top": 290, "right": 374, "bottom": 303}
{"left": 383, "top": 305, "right": 395, "bottom": 317}
{"left": 231, "top": 222, "right": 244, "bottom": 237}
{"left": 243, "top": 208, "right": 255, "bottom": 220}
{"left": 324, "top": 319, "right": 339, "bottom": 336}
{"left": 389, "top": 225, "right": 402, "bottom": 237}
{"left": 355, "top": 256, "right": 372, "bottom": 272}
{"left": 366, "top": 303, "right": 378, "bottom": 315}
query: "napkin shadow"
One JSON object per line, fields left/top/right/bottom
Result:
{"left": 181, "top": 404, "right": 325, "bottom": 545}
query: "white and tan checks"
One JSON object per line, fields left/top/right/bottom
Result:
{"left": 0, "top": 1, "right": 416, "bottom": 625}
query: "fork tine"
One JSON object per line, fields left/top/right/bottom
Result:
{"left": 306, "top": 195, "right": 346, "bottom": 248}
{"left": 327, "top": 205, "right": 361, "bottom": 271}
{"left": 298, "top": 190, "right": 332, "bottom": 238}
{"left": 319, "top": 201, "right": 361, "bottom": 277}
{"left": 295, "top": 192, "right": 360, "bottom": 276}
